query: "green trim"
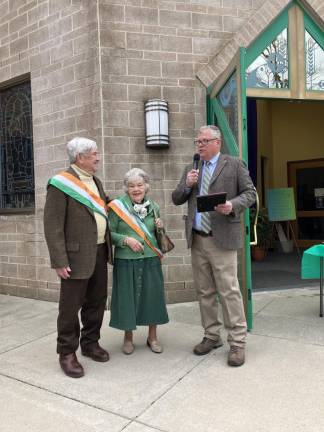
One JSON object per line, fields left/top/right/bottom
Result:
{"left": 304, "top": 13, "right": 324, "bottom": 51}
{"left": 213, "top": 97, "right": 239, "bottom": 156}
{"left": 240, "top": 47, "right": 253, "bottom": 330}
{"left": 207, "top": 82, "right": 213, "bottom": 96}
{"left": 246, "top": 8, "right": 289, "bottom": 68}
{"left": 49, "top": 178, "right": 108, "bottom": 220}
{"left": 210, "top": 56, "right": 253, "bottom": 329}
{"left": 206, "top": 93, "right": 212, "bottom": 125}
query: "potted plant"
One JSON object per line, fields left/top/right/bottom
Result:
{"left": 250, "top": 207, "right": 273, "bottom": 261}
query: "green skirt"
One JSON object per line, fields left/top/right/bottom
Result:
{"left": 109, "top": 257, "right": 169, "bottom": 331}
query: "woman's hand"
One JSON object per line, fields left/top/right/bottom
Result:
{"left": 125, "top": 237, "right": 144, "bottom": 253}
{"left": 155, "top": 218, "right": 164, "bottom": 229}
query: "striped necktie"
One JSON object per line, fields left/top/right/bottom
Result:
{"left": 200, "top": 161, "right": 212, "bottom": 233}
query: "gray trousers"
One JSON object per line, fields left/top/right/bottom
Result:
{"left": 191, "top": 232, "right": 247, "bottom": 347}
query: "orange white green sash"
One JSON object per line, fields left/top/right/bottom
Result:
{"left": 108, "top": 198, "right": 163, "bottom": 258}
{"left": 48, "top": 171, "right": 107, "bottom": 220}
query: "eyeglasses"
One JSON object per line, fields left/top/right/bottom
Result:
{"left": 194, "top": 138, "right": 217, "bottom": 146}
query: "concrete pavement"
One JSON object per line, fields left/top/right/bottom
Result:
{"left": 1, "top": 287, "right": 324, "bottom": 432}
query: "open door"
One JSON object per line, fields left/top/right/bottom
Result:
{"left": 207, "top": 48, "right": 253, "bottom": 330}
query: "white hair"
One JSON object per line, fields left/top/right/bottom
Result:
{"left": 199, "top": 125, "right": 222, "bottom": 140}
{"left": 123, "top": 168, "right": 150, "bottom": 193}
{"left": 66, "top": 137, "right": 97, "bottom": 163}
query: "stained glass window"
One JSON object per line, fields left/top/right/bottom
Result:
{"left": 217, "top": 72, "right": 238, "bottom": 143}
{"left": 246, "top": 28, "right": 289, "bottom": 89}
{"left": 305, "top": 31, "right": 324, "bottom": 91}
{"left": 213, "top": 114, "right": 230, "bottom": 155}
{"left": 0, "top": 81, "right": 34, "bottom": 212}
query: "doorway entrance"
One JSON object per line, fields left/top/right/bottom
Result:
{"left": 248, "top": 98, "right": 324, "bottom": 290}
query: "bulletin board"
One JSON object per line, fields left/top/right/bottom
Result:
{"left": 267, "top": 188, "right": 296, "bottom": 222}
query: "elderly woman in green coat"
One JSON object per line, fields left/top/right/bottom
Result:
{"left": 108, "top": 168, "right": 169, "bottom": 355}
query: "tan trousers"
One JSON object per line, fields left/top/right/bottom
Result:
{"left": 191, "top": 233, "right": 247, "bottom": 347}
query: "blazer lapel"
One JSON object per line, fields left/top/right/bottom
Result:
{"left": 209, "top": 153, "right": 227, "bottom": 187}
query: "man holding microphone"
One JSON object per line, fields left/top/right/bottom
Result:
{"left": 172, "top": 125, "right": 256, "bottom": 366}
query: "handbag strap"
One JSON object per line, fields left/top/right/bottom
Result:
{"left": 152, "top": 205, "right": 164, "bottom": 233}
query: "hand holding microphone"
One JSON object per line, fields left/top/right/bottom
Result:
{"left": 186, "top": 153, "right": 200, "bottom": 187}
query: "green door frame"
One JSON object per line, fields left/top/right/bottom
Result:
{"left": 206, "top": 48, "right": 253, "bottom": 330}
{"left": 206, "top": 0, "right": 324, "bottom": 330}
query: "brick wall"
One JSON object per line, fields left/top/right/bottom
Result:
{"left": 0, "top": 0, "right": 275, "bottom": 303}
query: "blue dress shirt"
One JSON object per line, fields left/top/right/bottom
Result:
{"left": 193, "top": 153, "right": 220, "bottom": 231}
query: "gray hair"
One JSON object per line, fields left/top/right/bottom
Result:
{"left": 123, "top": 168, "right": 150, "bottom": 193}
{"left": 66, "top": 137, "right": 97, "bottom": 163}
{"left": 199, "top": 125, "right": 222, "bottom": 140}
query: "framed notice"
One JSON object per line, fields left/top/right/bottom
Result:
{"left": 267, "top": 188, "right": 296, "bottom": 222}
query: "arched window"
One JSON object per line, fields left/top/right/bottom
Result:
{"left": 0, "top": 80, "right": 35, "bottom": 213}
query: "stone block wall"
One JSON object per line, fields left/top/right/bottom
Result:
{"left": 0, "top": 0, "right": 102, "bottom": 301}
{"left": 0, "top": 0, "right": 263, "bottom": 303}
{"left": 98, "top": 0, "right": 261, "bottom": 302}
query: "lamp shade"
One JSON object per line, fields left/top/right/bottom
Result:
{"left": 144, "top": 99, "right": 169, "bottom": 148}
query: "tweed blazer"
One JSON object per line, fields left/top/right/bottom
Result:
{"left": 44, "top": 167, "right": 113, "bottom": 279}
{"left": 172, "top": 153, "right": 256, "bottom": 251}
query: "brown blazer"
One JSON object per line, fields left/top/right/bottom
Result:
{"left": 172, "top": 153, "right": 256, "bottom": 250}
{"left": 44, "top": 167, "right": 113, "bottom": 279}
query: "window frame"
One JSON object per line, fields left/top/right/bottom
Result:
{"left": 0, "top": 76, "right": 35, "bottom": 215}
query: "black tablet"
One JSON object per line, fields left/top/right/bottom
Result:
{"left": 196, "top": 192, "right": 227, "bottom": 212}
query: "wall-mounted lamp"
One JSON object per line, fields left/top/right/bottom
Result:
{"left": 144, "top": 99, "right": 169, "bottom": 148}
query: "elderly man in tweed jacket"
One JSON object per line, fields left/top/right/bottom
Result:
{"left": 172, "top": 125, "right": 256, "bottom": 367}
{"left": 44, "top": 137, "right": 113, "bottom": 378}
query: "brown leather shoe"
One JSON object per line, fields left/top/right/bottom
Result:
{"left": 193, "top": 337, "right": 223, "bottom": 355}
{"left": 59, "top": 353, "right": 84, "bottom": 378}
{"left": 81, "top": 343, "right": 109, "bottom": 362}
{"left": 228, "top": 345, "right": 245, "bottom": 367}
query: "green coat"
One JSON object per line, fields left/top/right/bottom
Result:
{"left": 108, "top": 194, "right": 160, "bottom": 259}
{"left": 108, "top": 194, "right": 168, "bottom": 330}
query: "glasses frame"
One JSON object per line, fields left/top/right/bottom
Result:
{"left": 194, "top": 138, "right": 218, "bottom": 146}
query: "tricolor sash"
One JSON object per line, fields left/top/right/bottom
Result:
{"left": 48, "top": 171, "right": 107, "bottom": 220}
{"left": 108, "top": 197, "right": 163, "bottom": 258}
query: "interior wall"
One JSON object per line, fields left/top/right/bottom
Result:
{"left": 256, "top": 100, "right": 273, "bottom": 205}
{"left": 256, "top": 99, "right": 324, "bottom": 201}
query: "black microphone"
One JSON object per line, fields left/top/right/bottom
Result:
{"left": 193, "top": 153, "right": 200, "bottom": 170}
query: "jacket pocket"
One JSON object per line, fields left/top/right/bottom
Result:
{"left": 66, "top": 242, "right": 80, "bottom": 252}
{"left": 227, "top": 216, "right": 241, "bottom": 224}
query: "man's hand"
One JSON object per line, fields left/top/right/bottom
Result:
{"left": 55, "top": 267, "right": 71, "bottom": 279}
{"left": 185, "top": 169, "right": 199, "bottom": 187}
{"left": 215, "top": 201, "right": 233, "bottom": 215}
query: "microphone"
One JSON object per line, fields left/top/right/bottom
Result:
{"left": 193, "top": 153, "right": 200, "bottom": 170}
